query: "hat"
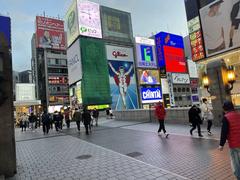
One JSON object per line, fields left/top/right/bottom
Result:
{"left": 209, "top": 0, "right": 224, "bottom": 8}
{"left": 223, "top": 100, "right": 234, "bottom": 111}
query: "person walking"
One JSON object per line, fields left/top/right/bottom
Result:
{"left": 155, "top": 102, "right": 169, "bottom": 138}
{"left": 53, "top": 111, "right": 59, "bottom": 132}
{"left": 73, "top": 108, "right": 82, "bottom": 132}
{"left": 42, "top": 111, "right": 50, "bottom": 134}
{"left": 219, "top": 100, "right": 240, "bottom": 180}
{"left": 64, "top": 109, "right": 71, "bottom": 129}
{"left": 58, "top": 112, "right": 64, "bottom": 130}
{"left": 189, "top": 105, "right": 203, "bottom": 137}
{"left": 92, "top": 108, "right": 99, "bottom": 126}
{"left": 82, "top": 107, "right": 92, "bottom": 135}
{"left": 201, "top": 98, "right": 214, "bottom": 135}
{"left": 106, "top": 108, "right": 110, "bottom": 119}
{"left": 29, "top": 112, "right": 37, "bottom": 130}
{"left": 21, "top": 113, "right": 28, "bottom": 132}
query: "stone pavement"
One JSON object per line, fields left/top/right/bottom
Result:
{"left": 10, "top": 119, "right": 236, "bottom": 180}
{"left": 10, "top": 128, "right": 187, "bottom": 180}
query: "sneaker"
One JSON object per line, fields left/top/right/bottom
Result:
{"left": 165, "top": 133, "right": 169, "bottom": 138}
{"left": 199, "top": 134, "right": 203, "bottom": 137}
{"left": 208, "top": 131, "right": 212, "bottom": 135}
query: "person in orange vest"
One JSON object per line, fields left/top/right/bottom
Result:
{"left": 219, "top": 100, "right": 240, "bottom": 179}
{"left": 155, "top": 102, "right": 169, "bottom": 138}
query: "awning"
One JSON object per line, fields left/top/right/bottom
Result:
{"left": 14, "top": 100, "right": 41, "bottom": 106}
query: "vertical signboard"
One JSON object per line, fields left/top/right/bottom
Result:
{"left": 67, "top": 38, "right": 82, "bottom": 85}
{"left": 155, "top": 32, "right": 187, "bottom": 74}
{"left": 65, "top": 0, "right": 79, "bottom": 47}
{"left": 81, "top": 38, "right": 111, "bottom": 105}
{"left": 77, "top": 0, "right": 102, "bottom": 38}
{"left": 0, "top": 16, "right": 11, "bottom": 48}
{"left": 106, "top": 45, "right": 138, "bottom": 110}
{"left": 167, "top": 73, "right": 175, "bottom": 107}
{"left": 36, "top": 16, "right": 66, "bottom": 50}
{"left": 135, "top": 37, "right": 157, "bottom": 68}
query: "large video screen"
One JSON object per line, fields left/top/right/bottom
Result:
{"left": 200, "top": 0, "right": 240, "bottom": 57}
{"left": 138, "top": 69, "right": 160, "bottom": 85}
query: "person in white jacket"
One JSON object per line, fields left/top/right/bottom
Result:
{"left": 201, "top": 98, "right": 214, "bottom": 135}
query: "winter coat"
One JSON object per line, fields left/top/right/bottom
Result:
{"left": 155, "top": 104, "right": 166, "bottom": 120}
{"left": 188, "top": 106, "right": 202, "bottom": 124}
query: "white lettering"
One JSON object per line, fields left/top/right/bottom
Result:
{"left": 143, "top": 89, "right": 161, "bottom": 99}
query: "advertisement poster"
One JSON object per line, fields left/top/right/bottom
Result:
{"left": 108, "top": 60, "right": 138, "bottom": 110}
{"left": 77, "top": 0, "right": 102, "bottom": 38}
{"left": 65, "top": 0, "right": 79, "bottom": 47}
{"left": 101, "top": 6, "right": 133, "bottom": 42}
{"left": 161, "top": 78, "right": 170, "bottom": 94}
{"left": 141, "top": 87, "right": 162, "bottom": 104}
{"left": 138, "top": 69, "right": 160, "bottom": 85}
{"left": 155, "top": 32, "right": 187, "bottom": 73}
{"left": 200, "top": 0, "right": 240, "bottom": 57}
{"left": 36, "top": 16, "right": 65, "bottom": 50}
{"left": 167, "top": 73, "right": 175, "bottom": 107}
{"left": 67, "top": 38, "right": 82, "bottom": 85}
{"left": 136, "top": 44, "right": 157, "bottom": 68}
{"left": 172, "top": 73, "right": 190, "bottom": 84}
{"left": 0, "top": 15, "right": 11, "bottom": 48}
{"left": 187, "top": 60, "right": 198, "bottom": 78}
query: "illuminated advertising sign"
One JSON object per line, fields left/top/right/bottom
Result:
{"left": 187, "top": 17, "right": 205, "bottom": 61}
{"left": 106, "top": 45, "right": 134, "bottom": 62}
{"left": 187, "top": 60, "right": 198, "bottom": 78}
{"left": 108, "top": 60, "right": 138, "bottom": 110}
{"left": 67, "top": 38, "right": 82, "bottom": 85}
{"left": 65, "top": 0, "right": 79, "bottom": 47}
{"left": 138, "top": 69, "right": 160, "bottom": 85}
{"left": 155, "top": 32, "right": 187, "bottom": 73}
{"left": 101, "top": 6, "right": 133, "bottom": 42}
{"left": 141, "top": 87, "right": 162, "bottom": 104}
{"left": 161, "top": 78, "right": 170, "bottom": 94}
{"left": 136, "top": 44, "right": 157, "bottom": 68}
{"left": 36, "top": 16, "right": 66, "bottom": 50}
{"left": 77, "top": 0, "right": 102, "bottom": 38}
{"left": 135, "top": 37, "right": 155, "bottom": 45}
{"left": 171, "top": 73, "right": 190, "bottom": 84}
{"left": 200, "top": 0, "right": 240, "bottom": 57}
{"left": 0, "top": 16, "right": 11, "bottom": 48}
{"left": 48, "top": 76, "right": 68, "bottom": 84}
{"left": 167, "top": 73, "right": 175, "bottom": 107}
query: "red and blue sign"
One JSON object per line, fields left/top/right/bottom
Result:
{"left": 0, "top": 16, "right": 11, "bottom": 48}
{"left": 155, "top": 32, "right": 187, "bottom": 73}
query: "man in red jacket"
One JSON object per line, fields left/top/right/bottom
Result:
{"left": 219, "top": 100, "right": 240, "bottom": 179}
{"left": 155, "top": 102, "right": 169, "bottom": 138}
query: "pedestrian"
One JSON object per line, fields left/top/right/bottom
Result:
{"left": 73, "top": 108, "right": 82, "bottom": 132}
{"left": 58, "top": 112, "right": 64, "bottom": 130}
{"left": 29, "top": 112, "right": 37, "bottom": 130}
{"left": 42, "top": 111, "right": 50, "bottom": 134}
{"left": 92, "top": 108, "right": 99, "bottom": 126}
{"left": 106, "top": 108, "right": 110, "bottom": 119}
{"left": 64, "top": 108, "right": 71, "bottom": 128}
{"left": 219, "top": 100, "right": 240, "bottom": 180}
{"left": 82, "top": 107, "right": 92, "bottom": 135}
{"left": 21, "top": 113, "right": 28, "bottom": 131}
{"left": 109, "top": 108, "right": 113, "bottom": 119}
{"left": 189, "top": 105, "right": 203, "bottom": 137}
{"left": 53, "top": 111, "right": 59, "bottom": 131}
{"left": 155, "top": 102, "right": 169, "bottom": 138}
{"left": 201, "top": 98, "right": 214, "bottom": 135}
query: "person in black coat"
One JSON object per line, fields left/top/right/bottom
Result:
{"left": 189, "top": 105, "right": 203, "bottom": 137}
{"left": 42, "top": 111, "right": 50, "bottom": 134}
{"left": 82, "top": 108, "right": 92, "bottom": 135}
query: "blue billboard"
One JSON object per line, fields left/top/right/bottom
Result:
{"left": 141, "top": 87, "right": 162, "bottom": 104}
{"left": 0, "top": 16, "right": 11, "bottom": 48}
{"left": 155, "top": 32, "right": 186, "bottom": 73}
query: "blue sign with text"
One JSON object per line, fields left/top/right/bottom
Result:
{"left": 141, "top": 87, "right": 162, "bottom": 104}
{"left": 0, "top": 16, "right": 11, "bottom": 48}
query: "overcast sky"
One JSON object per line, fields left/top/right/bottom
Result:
{"left": 0, "top": 0, "right": 188, "bottom": 71}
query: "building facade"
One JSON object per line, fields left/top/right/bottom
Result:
{"left": 31, "top": 16, "right": 69, "bottom": 112}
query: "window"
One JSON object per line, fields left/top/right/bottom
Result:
{"left": 174, "top": 97, "right": 178, "bottom": 101}
{"left": 186, "top": 88, "right": 190, "bottom": 92}
{"left": 179, "top": 96, "right": 182, "bottom": 101}
{"left": 178, "top": 88, "right": 181, "bottom": 92}
{"left": 182, "top": 88, "right": 185, "bottom": 92}
{"left": 57, "top": 87, "right": 61, "bottom": 92}
{"left": 173, "top": 87, "right": 177, "bottom": 92}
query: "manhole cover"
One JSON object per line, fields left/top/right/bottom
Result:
{"left": 76, "top": 155, "right": 92, "bottom": 160}
{"left": 126, "top": 152, "right": 143, "bottom": 157}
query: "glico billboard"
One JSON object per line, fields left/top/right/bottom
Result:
{"left": 36, "top": 16, "right": 66, "bottom": 50}
{"left": 155, "top": 32, "right": 187, "bottom": 74}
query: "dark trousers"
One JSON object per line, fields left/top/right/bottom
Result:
{"left": 59, "top": 121, "right": 63, "bottom": 130}
{"left": 158, "top": 120, "right": 166, "bottom": 133}
{"left": 55, "top": 122, "right": 59, "bottom": 131}
{"left": 21, "top": 124, "right": 26, "bottom": 131}
{"left": 84, "top": 123, "right": 90, "bottom": 135}
{"left": 190, "top": 122, "right": 202, "bottom": 136}
{"left": 66, "top": 120, "right": 70, "bottom": 128}
{"left": 207, "top": 120, "right": 213, "bottom": 132}
{"left": 76, "top": 121, "right": 80, "bottom": 131}
{"left": 43, "top": 123, "right": 49, "bottom": 134}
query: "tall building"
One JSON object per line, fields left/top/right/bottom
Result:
{"left": 19, "top": 70, "right": 32, "bottom": 83}
{"left": 31, "top": 16, "right": 69, "bottom": 112}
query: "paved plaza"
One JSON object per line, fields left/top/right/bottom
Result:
{"left": 9, "top": 119, "right": 236, "bottom": 180}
